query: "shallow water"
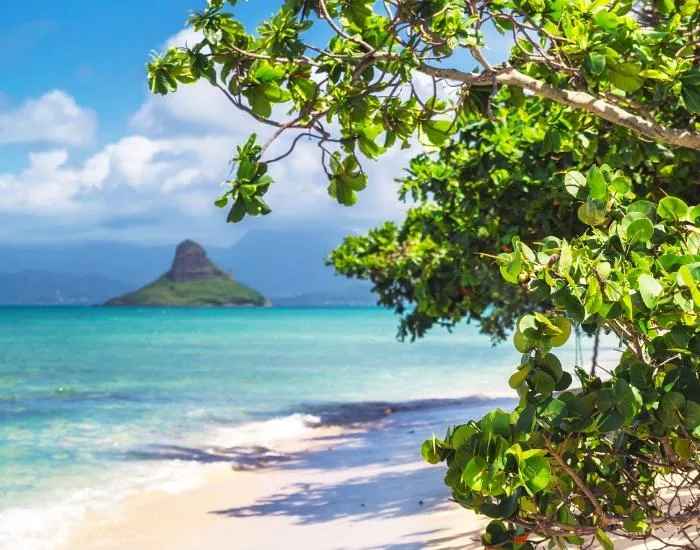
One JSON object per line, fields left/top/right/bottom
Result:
{"left": 0, "top": 307, "right": 616, "bottom": 549}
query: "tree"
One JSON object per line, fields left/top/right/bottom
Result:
{"left": 149, "top": 0, "right": 699, "bottom": 546}
{"left": 330, "top": 89, "right": 698, "bottom": 342}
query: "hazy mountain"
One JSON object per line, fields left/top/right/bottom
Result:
{"left": 0, "top": 242, "right": 181, "bottom": 286}
{"left": 0, "top": 228, "right": 355, "bottom": 302}
{"left": 272, "top": 283, "right": 376, "bottom": 307}
{"left": 212, "top": 228, "right": 351, "bottom": 296}
{"left": 0, "top": 271, "right": 130, "bottom": 305}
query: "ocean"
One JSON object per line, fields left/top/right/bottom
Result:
{"left": 0, "top": 307, "right": 615, "bottom": 549}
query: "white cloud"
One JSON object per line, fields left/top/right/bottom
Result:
{"left": 0, "top": 28, "right": 423, "bottom": 243}
{"left": 0, "top": 148, "right": 109, "bottom": 215}
{"left": 0, "top": 90, "right": 96, "bottom": 146}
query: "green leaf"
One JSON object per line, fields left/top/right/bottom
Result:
{"left": 586, "top": 52, "right": 606, "bottom": 75}
{"left": 565, "top": 396, "right": 591, "bottom": 417}
{"left": 509, "top": 366, "right": 531, "bottom": 389}
{"left": 451, "top": 425, "right": 475, "bottom": 449}
{"left": 673, "top": 438, "right": 692, "bottom": 460}
{"left": 578, "top": 199, "right": 607, "bottom": 226}
{"left": 691, "top": 204, "right": 700, "bottom": 222}
{"left": 593, "top": 11, "right": 618, "bottom": 31}
{"left": 639, "top": 69, "right": 670, "bottom": 80}
{"left": 609, "top": 175, "right": 631, "bottom": 195}
{"left": 513, "top": 329, "right": 531, "bottom": 353}
{"left": 462, "top": 456, "right": 488, "bottom": 491}
{"left": 500, "top": 250, "right": 523, "bottom": 284}
{"left": 358, "top": 136, "right": 382, "bottom": 160}
{"left": 626, "top": 218, "right": 654, "bottom": 244}
{"left": 254, "top": 63, "right": 285, "bottom": 83}
{"left": 681, "top": 84, "right": 700, "bottom": 114}
{"left": 609, "top": 64, "right": 643, "bottom": 92}
{"left": 499, "top": 490, "right": 520, "bottom": 518}
{"left": 558, "top": 240, "right": 573, "bottom": 275}
{"left": 530, "top": 370, "right": 555, "bottom": 395}
{"left": 555, "top": 371, "right": 573, "bottom": 391}
{"left": 516, "top": 405, "right": 536, "bottom": 437}
{"left": 637, "top": 274, "right": 663, "bottom": 309}
{"left": 683, "top": 401, "right": 700, "bottom": 430}
{"left": 481, "top": 409, "right": 512, "bottom": 438}
{"left": 262, "top": 82, "right": 291, "bottom": 103}
{"left": 421, "top": 438, "right": 442, "bottom": 464}
{"left": 521, "top": 455, "right": 551, "bottom": 494}
{"left": 480, "top": 502, "right": 503, "bottom": 519}
{"left": 226, "top": 199, "right": 246, "bottom": 223}
{"left": 613, "top": 379, "right": 637, "bottom": 417}
{"left": 214, "top": 195, "right": 229, "bottom": 208}
{"left": 564, "top": 170, "right": 587, "bottom": 199}
{"left": 629, "top": 362, "right": 654, "bottom": 389}
{"left": 548, "top": 317, "right": 571, "bottom": 347}
{"left": 518, "top": 314, "right": 539, "bottom": 340}
{"left": 537, "top": 353, "right": 563, "bottom": 382}
{"left": 677, "top": 265, "right": 700, "bottom": 307}
{"left": 658, "top": 197, "right": 689, "bottom": 220}
{"left": 203, "top": 25, "right": 223, "bottom": 44}
{"left": 628, "top": 200, "right": 657, "bottom": 219}
{"left": 584, "top": 276, "right": 603, "bottom": 315}
{"left": 659, "top": 392, "right": 686, "bottom": 427}
{"left": 249, "top": 92, "right": 272, "bottom": 118}
{"left": 623, "top": 518, "right": 649, "bottom": 533}
{"left": 291, "top": 78, "right": 318, "bottom": 102}
{"left": 421, "top": 119, "right": 454, "bottom": 146}
{"left": 331, "top": 178, "right": 358, "bottom": 206}
{"left": 587, "top": 166, "right": 608, "bottom": 200}
{"left": 539, "top": 398, "right": 567, "bottom": 424}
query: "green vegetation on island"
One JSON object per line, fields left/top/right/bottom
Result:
{"left": 151, "top": 1, "right": 699, "bottom": 547}
{"left": 105, "top": 240, "right": 268, "bottom": 307}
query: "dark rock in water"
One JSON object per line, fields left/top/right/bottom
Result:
{"left": 167, "top": 240, "right": 225, "bottom": 283}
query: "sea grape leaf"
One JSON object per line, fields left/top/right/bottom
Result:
{"left": 521, "top": 455, "right": 551, "bottom": 494}
{"left": 637, "top": 274, "right": 663, "bottom": 309}
{"left": 658, "top": 197, "right": 688, "bottom": 220}
{"left": 462, "top": 456, "right": 488, "bottom": 491}
{"left": 509, "top": 366, "right": 531, "bottom": 389}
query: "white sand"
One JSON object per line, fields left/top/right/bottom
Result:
{"left": 63, "top": 401, "right": 504, "bottom": 550}
{"left": 60, "top": 387, "right": 665, "bottom": 550}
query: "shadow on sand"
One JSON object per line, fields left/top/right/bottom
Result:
{"left": 124, "top": 400, "right": 499, "bottom": 549}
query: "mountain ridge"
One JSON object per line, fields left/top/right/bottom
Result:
{"left": 0, "top": 228, "right": 352, "bottom": 297}
{"left": 0, "top": 271, "right": 130, "bottom": 305}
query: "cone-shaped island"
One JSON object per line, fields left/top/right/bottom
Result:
{"left": 104, "top": 240, "right": 269, "bottom": 307}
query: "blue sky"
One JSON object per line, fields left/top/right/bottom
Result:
{"left": 0, "top": 1, "right": 510, "bottom": 246}
{"left": 1, "top": 1, "right": 283, "bottom": 145}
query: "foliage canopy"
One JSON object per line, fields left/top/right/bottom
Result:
{"left": 330, "top": 90, "right": 699, "bottom": 341}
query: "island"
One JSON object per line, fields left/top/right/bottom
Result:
{"left": 104, "top": 240, "right": 269, "bottom": 307}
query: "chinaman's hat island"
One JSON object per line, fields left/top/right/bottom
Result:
{"left": 103, "top": 240, "right": 270, "bottom": 307}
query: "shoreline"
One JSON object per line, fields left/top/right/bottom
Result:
{"left": 62, "top": 400, "right": 503, "bottom": 550}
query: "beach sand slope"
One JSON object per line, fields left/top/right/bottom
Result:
{"left": 66, "top": 404, "right": 498, "bottom": 550}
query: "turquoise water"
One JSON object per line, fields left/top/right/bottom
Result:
{"left": 0, "top": 307, "right": 613, "bottom": 548}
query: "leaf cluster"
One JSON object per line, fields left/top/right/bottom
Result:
{"left": 423, "top": 168, "right": 700, "bottom": 548}
{"left": 148, "top": 0, "right": 700, "bottom": 225}
{"left": 330, "top": 90, "right": 699, "bottom": 342}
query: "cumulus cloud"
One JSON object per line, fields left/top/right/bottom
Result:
{"left": 0, "top": 90, "right": 96, "bottom": 147}
{"left": 0, "top": 148, "right": 106, "bottom": 215}
{"left": 0, "top": 27, "right": 422, "bottom": 243}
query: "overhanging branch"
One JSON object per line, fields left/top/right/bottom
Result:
{"left": 418, "top": 64, "right": 700, "bottom": 151}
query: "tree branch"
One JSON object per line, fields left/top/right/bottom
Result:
{"left": 547, "top": 438, "right": 610, "bottom": 527}
{"left": 417, "top": 65, "right": 700, "bottom": 151}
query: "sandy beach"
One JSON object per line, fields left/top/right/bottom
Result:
{"left": 62, "top": 400, "right": 507, "bottom": 550}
